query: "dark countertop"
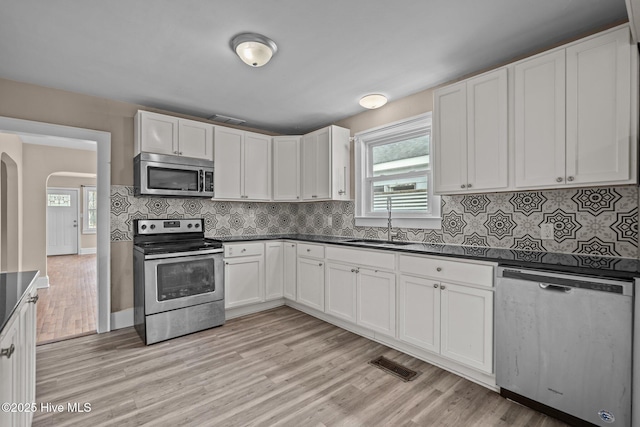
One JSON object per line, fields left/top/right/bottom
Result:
{"left": 0, "top": 271, "right": 39, "bottom": 334}
{"left": 213, "top": 234, "right": 640, "bottom": 280}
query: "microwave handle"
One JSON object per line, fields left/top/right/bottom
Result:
{"left": 199, "top": 170, "right": 204, "bottom": 192}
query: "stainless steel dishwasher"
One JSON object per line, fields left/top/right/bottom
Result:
{"left": 496, "top": 266, "right": 634, "bottom": 427}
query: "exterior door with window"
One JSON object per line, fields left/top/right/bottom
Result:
{"left": 47, "top": 189, "right": 78, "bottom": 255}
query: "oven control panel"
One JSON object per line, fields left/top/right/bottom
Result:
{"left": 136, "top": 218, "right": 203, "bottom": 235}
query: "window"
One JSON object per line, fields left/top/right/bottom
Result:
{"left": 83, "top": 186, "right": 97, "bottom": 234}
{"left": 354, "top": 113, "right": 440, "bottom": 228}
{"left": 47, "top": 194, "right": 71, "bottom": 207}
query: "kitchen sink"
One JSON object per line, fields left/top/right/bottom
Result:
{"left": 342, "top": 239, "right": 414, "bottom": 246}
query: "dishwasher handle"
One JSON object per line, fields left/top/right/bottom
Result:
{"left": 539, "top": 283, "right": 572, "bottom": 293}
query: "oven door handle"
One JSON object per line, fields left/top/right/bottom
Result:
{"left": 145, "top": 248, "right": 223, "bottom": 260}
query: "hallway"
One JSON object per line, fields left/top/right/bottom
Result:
{"left": 36, "top": 254, "right": 97, "bottom": 344}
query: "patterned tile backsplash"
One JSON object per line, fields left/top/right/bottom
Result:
{"left": 111, "top": 185, "right": 639, "bottom": 259}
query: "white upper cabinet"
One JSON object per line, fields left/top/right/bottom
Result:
{"left": 273, "top": 136, "right": 301, "bottom": 201}
{"left": 434, "top": 68, "right": 508, "bottom": 194}
{"left": 135, "top": 110, "right": 213, "bottom": 161}
{"left": 434, "top": 82, "right": 468, "bottom": 193}
{"left": 515, "top": 26, "right": 637, "bottom": 189}
{"left": 565, "top": 27, "right": 633, "bottom": 185}
{"left": 214, "top": 127, "right": 272, "bottom": 200}
{"left": 178, "top": 119, "right": 214, "bottom": 160}
{"left": 301, "top": 125, "right": 351, "bottom": 201}
{"left": 515, "top": 50, "right": 567, "bottom": 188}
{"left": 244, "top": 132, "right": 272, "bottom": 200}
{"left": 214, "top": 127, "right": 243, "bottom": 199}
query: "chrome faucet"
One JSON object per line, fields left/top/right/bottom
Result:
{"left": 387, "top": 197, "right": 399, "bottom": 242}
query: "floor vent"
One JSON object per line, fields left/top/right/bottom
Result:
{"left": 369, "top": 356, "right": 420, "bottom": 382}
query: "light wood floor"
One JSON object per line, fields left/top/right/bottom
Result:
{"left": 33, "top": 307, "right": 567, "bottom": 427}
{"left": 36, "top": 254, "right": 97, "bottom": 344}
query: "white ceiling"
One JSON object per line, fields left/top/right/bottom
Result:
{"left": 0, "top": 0, "right": 629, "bottom": 134}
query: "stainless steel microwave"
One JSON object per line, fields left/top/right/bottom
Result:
{"left": 134, "top": 153, "right": 214, "bottom": 198}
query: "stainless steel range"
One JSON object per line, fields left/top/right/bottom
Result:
{"left": 133, "top": 218, "right": 224, "bottom": 345}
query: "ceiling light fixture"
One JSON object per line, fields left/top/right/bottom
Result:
{"left": 231, "top": 33, "right": 278, "bottom": 67}
{"left": 359, "top": 94, "right": 388, "bottom": 109}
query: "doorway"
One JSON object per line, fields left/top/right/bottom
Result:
{"left": 46, "top": 188, "right": 79, "bottom": 256}
{"left": 0, "top": 116, "right": 111, "bottom": 334}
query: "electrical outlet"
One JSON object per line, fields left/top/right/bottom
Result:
{"left": 541, "top": 223, "right": 554, "bottom": 240}
{"left": 327, "top": 216, "right": 333, "bottom": 227}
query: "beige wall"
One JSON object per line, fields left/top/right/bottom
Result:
{"left": 0, "top": 77, "right": 277, "bottom": 312}
{"left": 0, "top": 133, "right": 23, "bottom": 272}
{"left": 47, "top": 174, "right": 97, "bottom": 250}
{"left": 22, "top": 144, "right": 96, "bottom": 277}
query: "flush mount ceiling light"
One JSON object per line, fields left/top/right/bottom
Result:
{"left": 231, "top": 33, "right": 278, "bottom": 67}
{"left": 359, "top": 94, "right": 388, "bottom": 109}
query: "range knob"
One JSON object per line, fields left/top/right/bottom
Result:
{"left": 195, "top": 223, "right": 200, "bottom": 228}
{"left": 150, "top": 224, "right": 156, "bottom": 230}
{"left": 187, "top": 224, "right": 193, "bottom": 229}
{"left": 141, "top": 224, "right": 147, "bottom": 230}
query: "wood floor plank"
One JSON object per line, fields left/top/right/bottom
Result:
{"left": 37, "top": 254, "right": 97, "bottom": 344}
{"left": 33, "top": 306, "right": 568, "bottom": 427}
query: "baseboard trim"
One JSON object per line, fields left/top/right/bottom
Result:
{"left": 35, "top": 276, "right": 49, "bottom": 289}
{"left": 110, "top": 308, "right": 134, "bottom": 330}
{"left": 79, "top": 247, "right": 97, "bottom": 255}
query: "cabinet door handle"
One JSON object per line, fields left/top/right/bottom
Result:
{"left": 173, "top": 151, "right": 179, "bottom": 155}
{"left": 556, "top": 177, "right": 563, "bottom": 182}
{"left": 436, "top": 267, "right": 442, "bottom": 272}
{"left": 567, "top": 176, "right": 574, "bottom": 182}
{"left": 28, "top": 295, "right": 39, "bottom": 304}
{"left": 312, "top": 195, "right": 317, "bottom": 198}
{"left": 467, "top": 183, "right": 472, "bottom": 188}
{"left": 319, "top": 263, "right": 323, "bottom": 266}
{"left": 460, "top": 184, "right": 466, "bottom": 189}
{"left": 433, "top": 284, "right": 439, "bottom": 288}
{"left": 1, "top": 344, "right": 15, "bottom": 359}
{"left": 355, "top": 268, "right": 360, "bottom": 274}
{"left": 307, "top": 249, "right": 311, "bottom": 252}
{"left": 291, "top": 244, "right": 295, "bottom": 247}
{"left": 225, "top": 262, "right": 229, "bottom": 265}
{"left": 178, "top": 152, "right": 183, "bottom": 155}
{"left": 440, "top": 285, "right": 446, "bottom": 290}
{"left": 241, "top": 249, "right": 246, "bottom": 252}
{"left": 351, "top": 269, "right": 356, "bottom": 273}
{"left": 338, "top": 166, "right": 347, "bottom": 195}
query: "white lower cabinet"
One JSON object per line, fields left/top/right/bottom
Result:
{"left": 325, "top": 263, "right": 357, "bottom": 323}
{"left": 440, "top": 282, "right": 493, "bottom": 373}
{"left": 0, "top": 282, "right": 37, "bottom": 427}
{"left": 356, "top": 268, "right": 396, "bottom": 337}
{"left": 296, "top": 257, "right": 325, "bottom": 311}
{"left": 265, "top": 242, "right": 284, "bottom": 301}
{"left": 398, "top": 256, "right": 494, "bottom": 374}
{"left": 0, "top": 316, "right": 20, "bottom": 427}
{"left": 398, "top": 274, "right": 440, "bottom": 353}
{"left": 283, "top": 242, "right": 297, "bottom": 300}
{"left": 324, "top": 262, "right": 396, "bottom": 337}
{"left": 224, "top": 242, "right": 265, "bottom": 309}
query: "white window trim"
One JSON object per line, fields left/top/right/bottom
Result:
{"left": 82, "top": 185, "right": 97, "bottom": 234}
{"left": 354, "top": 113, "right": 441, "bottom": 229}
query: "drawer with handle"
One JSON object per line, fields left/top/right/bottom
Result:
{"left": 224, "top": 242, "right": 264, "bottom": 258}
{"left": 297, "top": 243, "right": 325, "bottom": 259}
{"left": 399, "top": 254, "right": 494, "bottom": 287}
